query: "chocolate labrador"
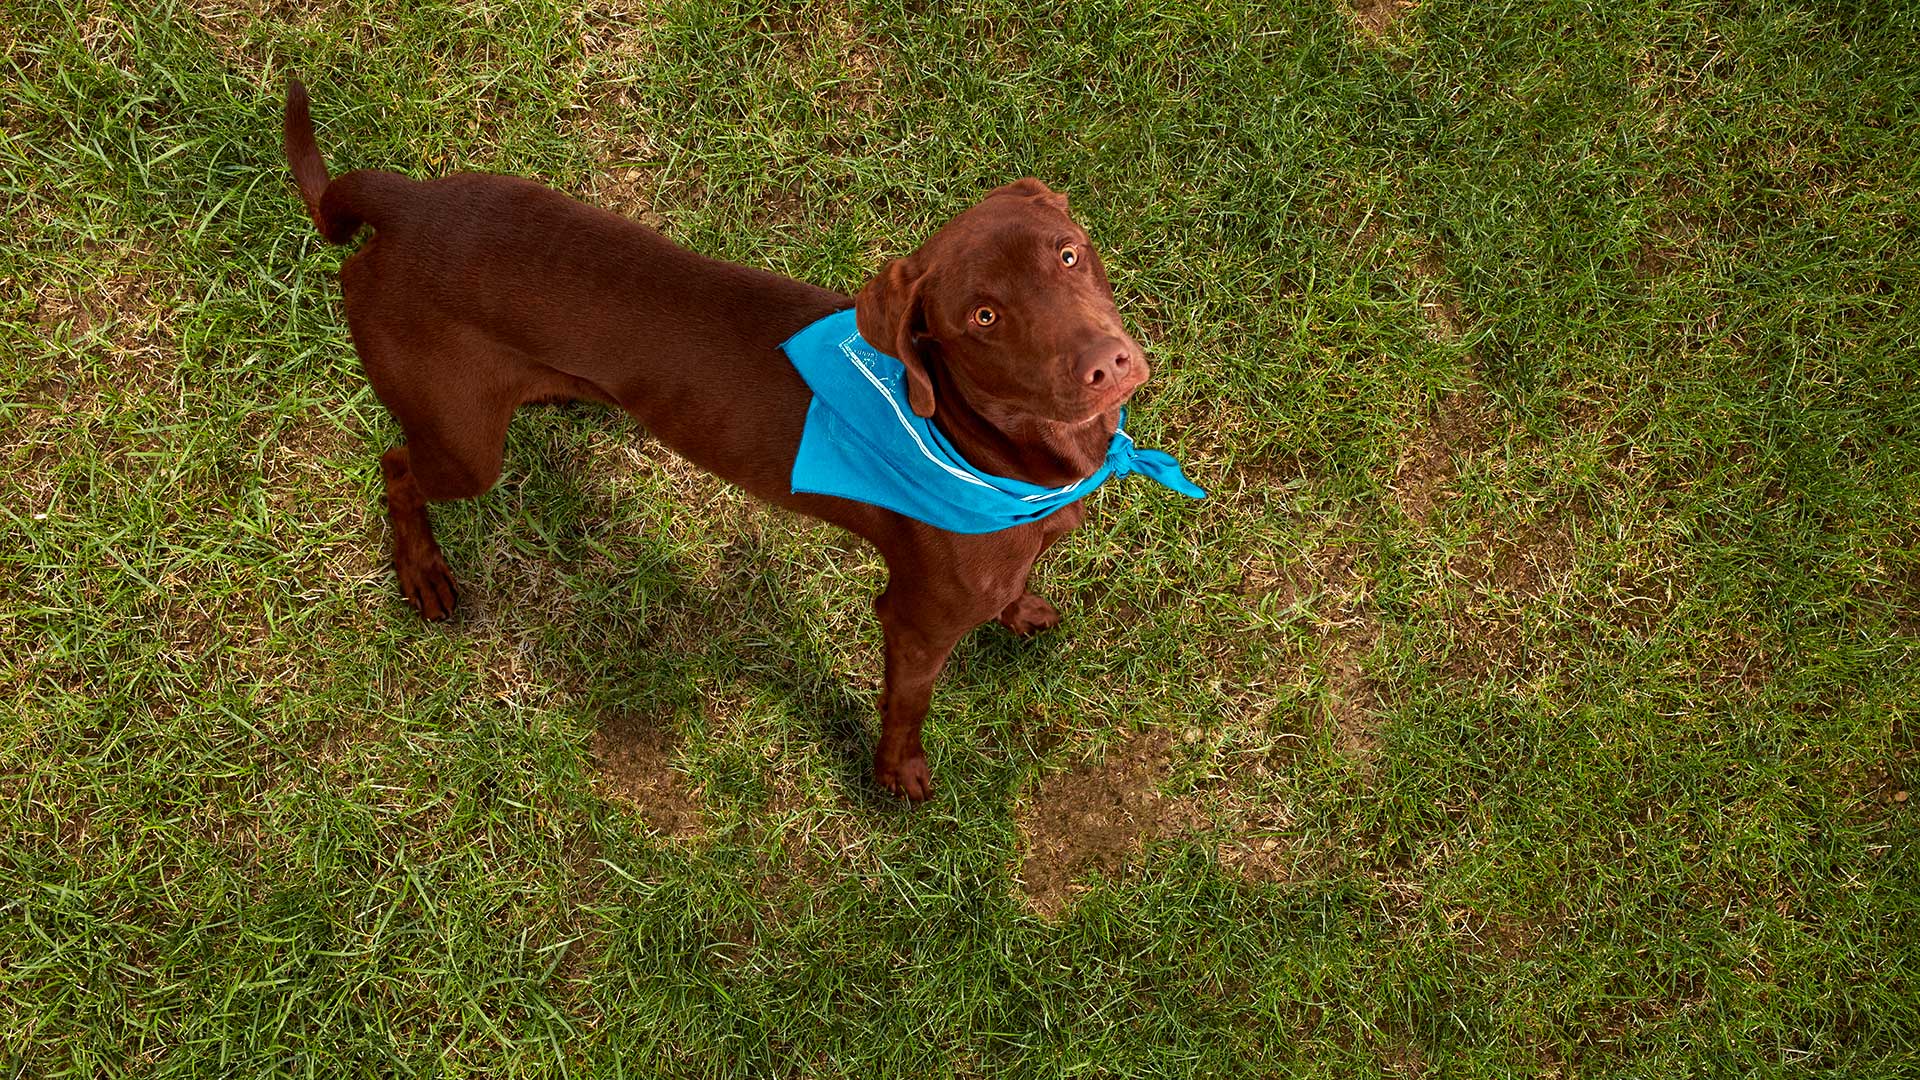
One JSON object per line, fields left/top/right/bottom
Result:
{"left": 283, "top": 80, "right": 1197, "bottom": 800}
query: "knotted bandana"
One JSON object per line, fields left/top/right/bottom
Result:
{"left": 783, "top": 308, "right": 1205, "bottom": 534}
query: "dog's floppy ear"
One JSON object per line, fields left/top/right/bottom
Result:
{"left": 996, "top": 176, "right": 1068, "bottom": 213}
{"left": 854, "top": 256, "right": 936, "bottom": 418}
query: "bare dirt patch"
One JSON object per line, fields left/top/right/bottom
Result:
{"left": 1015, "top": 730, "right": 1217, "bottom": 917}
{"left": 585, "top": 163, "right": 666, "bottom": 226}
{"left": 1441, "top": 514, "right": 1580, "bottom": 683}
{"left": 1631, "top": 240, "right": 1676, "bottom": 280}
{"left": 1698, "top": 628, "right": 1776, "bottom": 696}
{"left": 1380, "top": 1039, "right": 1429, "bottom": 1078}
{"left": 571, "top": 124, "right": 664, "bottom": 227}
{"left": 550, "top": 833, "right": 611, "bottom": 998}
{"left": 194, "top": 1, "right": 377, "bottom": 73}
{"left": 766, "top": 786, "right": 888, "bottom": 895}
{"left": 1292, "top": 531, "right": 1387, "bottom": 762}
{"left": 1014, "top": 723, "right": 1320, "bottom": 915}
{"left": 1237, "top": 549, "right": 1307, "bottom": 603}
{"left": 257, "top": 410, "right": 376, "bottom": 520}
{"left": 1867, "top": 538, "right": 1920, "bottom": 637}
{"left": 33, "top": 259, "right": 181, "bottom": 383}
{"left": 1324, "top": 617, "right": 1383, "bottom": 758}
{"left": 591, "top": 712, "right": 702, "bottom": 837}
{"left": 1347, "top": 0, "right": 1418, "bottom": 40}
{"left": 1199, "top": 748, "right": 1299, "bottom": 884}
{"left": 1451, "top": 516, "right": 1578, "bottom": 604}
{"left": 1393, "top": 388, "right": 1493, "bottom": 521}
{"left": 9, "top": 253, "right": 192, "bottom": 511}
{"left": 1214, "top": 831, "right": 1294, "bottom": 883}
{"left": 1412, "top": 246, "right": 1465, "bottom": 342}
{"left": 576, "top": 0, "right": 668, "bottom": 68}
{"left": 1855, "top": 755, "right": 1912, "bottom": 829}
{"left": 1009, "top": 527, "right": 1394, "bottom": 909}
{"left": 1629, "top": 210, "right": 1703, "bottom": 283}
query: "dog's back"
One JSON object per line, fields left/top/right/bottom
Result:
{"left": 282, "top": 80, "right": 846, "bottom": 506}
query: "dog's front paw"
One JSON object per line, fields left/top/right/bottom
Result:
{"left": 395, "top": 545, "right": 459, "bottom": 621}
{"left": 875, "top": 750, "right": 933, "bottom": 802}
{"left": 997, "top": 593, "right": 1060, "bottom": 637}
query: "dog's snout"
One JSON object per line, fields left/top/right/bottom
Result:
{"left": 1076, "top": 341, "right": 1136, "bottom": 389}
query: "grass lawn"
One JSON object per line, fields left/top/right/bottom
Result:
{"left": 4, "top": 0, "right": 1918, "bottom": 1074}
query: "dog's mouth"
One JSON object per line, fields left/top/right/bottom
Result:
{"left": 1065, "top": 360, "right": 1149, "bottom": 424}
{"left": 1058, "top": 385, "right": 1144, "bottom": 427}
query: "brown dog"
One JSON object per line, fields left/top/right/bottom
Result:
{"left": 284, "top": 80, "right": 1165, "bottom": 800}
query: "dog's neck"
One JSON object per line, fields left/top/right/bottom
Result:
{"left": 926, "top": 359, "right": 1115, "bottom": 488}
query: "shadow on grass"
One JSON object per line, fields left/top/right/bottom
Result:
{"left": 458, "top": 404, "right": 1070, "bottom": 810}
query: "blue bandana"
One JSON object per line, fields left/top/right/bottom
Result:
{"left": 782, "top": 308, "right": 1205, "bottom": 534}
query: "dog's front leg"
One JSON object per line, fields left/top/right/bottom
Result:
{"left": 994, "top": 504, "right": 1082, "bottom": 637}
{"left": 870, "top": 580, "right": 984, "bottom": 802}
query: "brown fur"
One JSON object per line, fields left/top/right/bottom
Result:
{"left": 284, "top": 80, "right": 1153, "bottom": 800}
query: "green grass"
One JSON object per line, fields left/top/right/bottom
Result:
{"left": 4, "top": 0, "right": 1918, "bottom": 1075}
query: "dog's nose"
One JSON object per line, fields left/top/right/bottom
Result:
{"left": 1076, "top": 342, "right": 1135, "bottom": 389}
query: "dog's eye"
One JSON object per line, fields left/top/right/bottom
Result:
{"left": 973, "top": 306, "right": 997, "bottom": 327}
{"left": 1060, "top": 246, "right": 1079, "bottom": 267}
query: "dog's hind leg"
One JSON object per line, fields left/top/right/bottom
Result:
{"left": 378, "top": 442, "right": 469, "bottom": 620}
{"left": 351, "top": 317, "right": 538, "bottom": 621}
{"left": 372, "top": 406, "right": 512, "bottom": 621}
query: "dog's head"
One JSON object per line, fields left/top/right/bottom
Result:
{"left": 854, "top": 178, "right": 1146, "bottom": 426}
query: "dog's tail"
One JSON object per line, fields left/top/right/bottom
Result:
{"left": 284, "top": 78, "right": 410, "bottom": 245}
